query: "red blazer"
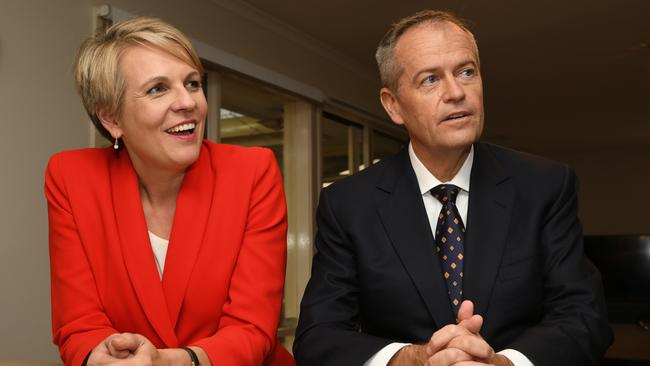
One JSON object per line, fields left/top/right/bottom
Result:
{"left": 45, "top": 141, "right": 294, "bottom": 366}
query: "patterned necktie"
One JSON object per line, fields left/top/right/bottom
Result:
{"left": 431, "top": 184, "right": 465, "bottom": 316}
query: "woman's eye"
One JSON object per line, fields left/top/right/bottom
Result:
{"left": 422, "top": 75, "right": 439, "bottom": 85}
{"left": 186, "top": 80, "right": 201, "bottom": 90}
{"left": 146, "top": 84, "right": 166, "bottom": 95}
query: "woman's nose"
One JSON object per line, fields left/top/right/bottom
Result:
{"left": 171, "top": 87, "right": 197, "bottom": 111}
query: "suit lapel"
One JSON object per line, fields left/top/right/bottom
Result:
{"left": 463, "top": 143, "right": 514, "bottom": 318}
{"left": 376, "top": 148, "right": 456, "bottom": 328}
{"left": 162, "top": 144, "right": 213, "bottom": 329}
{"left": 110, "top": 151, "right": 178, "bottom": 347}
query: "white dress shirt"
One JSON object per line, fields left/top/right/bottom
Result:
{"left": 363, "top": 143, "right": 533, "bottom": 366}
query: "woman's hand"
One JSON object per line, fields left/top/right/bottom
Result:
{"left": 88, "top": 333, "right": 161, "bottom": 366}
{"left": 89, "top": 333, "right": 211, "bottom": 366}
{"left": 87, "top": 334, "right": 133, "bottom": 365}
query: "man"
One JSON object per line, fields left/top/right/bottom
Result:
{"left": 293, "top": 10, "right": 612, "bottom": 366}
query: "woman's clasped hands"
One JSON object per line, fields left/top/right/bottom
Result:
{"left": 88, "top": 333, "right": 179, "bottom": 366}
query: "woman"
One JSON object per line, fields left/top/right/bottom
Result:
{"left": 45, "top": 17, "right": 293, "bottom": 366}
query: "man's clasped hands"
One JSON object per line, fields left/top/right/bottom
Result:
{"left": 388, "top": 301, "right": 514, "bottom": 366}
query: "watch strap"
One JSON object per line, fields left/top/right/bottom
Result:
{"left": 182, "top": 347, "right": 200, "bottom": 366}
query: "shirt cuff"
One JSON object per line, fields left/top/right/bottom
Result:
{"left": 498, "top": 349, "right": 534, "bottom": 366}
{"left": 363, "top": 342, "right": 411, "bottom": 366}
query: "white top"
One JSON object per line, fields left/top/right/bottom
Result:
{"left": 148, "top": 231, "right": 169, "bottom": 280}
{"left": 363, "top": 143, "right": 533, "bottom": 366}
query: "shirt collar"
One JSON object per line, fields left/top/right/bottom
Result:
{"left": 408, "top": 142, "right": 474, "bottom": 195}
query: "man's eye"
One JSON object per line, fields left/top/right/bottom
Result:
{"left": 422, "top": 75, "right": 439, "bottom": 85}
{"left": 459, "top": 68, "right": 475, "bottom": 78}
{"left": 147, "top": 84, "right": 166, "bottom": 95}
{"left": 186, "top": 80, "right": 201, "bottom": 90}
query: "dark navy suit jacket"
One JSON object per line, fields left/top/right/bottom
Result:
{"left": 294, "top": 143, "right": 611, "bottom": 365}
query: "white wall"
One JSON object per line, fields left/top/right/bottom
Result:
{"left": 0, "top": 0, "right": 94, "bottom": 362}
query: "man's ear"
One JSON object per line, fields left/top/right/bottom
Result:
{"left": 379, "top": 87, "right": 405, "bottom": 126}
{"left": 96, "top": 108, "right": 122, "bottom": 139}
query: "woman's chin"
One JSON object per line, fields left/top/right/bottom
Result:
{"left": 172, "top": 148, "right": 201, "bottom": 170}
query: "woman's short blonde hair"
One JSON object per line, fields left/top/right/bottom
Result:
{"left": 74, "top": 16, "right": 204, "bottom": 142}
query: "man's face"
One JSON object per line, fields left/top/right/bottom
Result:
{"left": 380, "top": 22, "right": 484, "bottom": 154}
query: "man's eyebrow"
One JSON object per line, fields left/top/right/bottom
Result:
{"left": 412, "top": 60, "right": 479, "bottom": 83}
{"left": 412, "top": 66, "right": 442, "bottom": 84}
{"left": 457, "top": 60, "right": 478, "bottom": 69}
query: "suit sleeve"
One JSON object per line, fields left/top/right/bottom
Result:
{"left": 191, "top": 149, "right": 289, "bottom": 365}
{"left": 293, "top": 188, "right": 394, "bottom": 366}
{"left": 45, "top": 155, "right": 118, "bottom": 366}
{"left": 506, "top": 167, "right": 612, "bottom": 365}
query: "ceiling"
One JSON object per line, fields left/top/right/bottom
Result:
{"left": 239, "top": 0, "right": 650, "bottom": 155}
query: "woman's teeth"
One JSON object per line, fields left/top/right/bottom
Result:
{"left": 166, "top": 122, "right": 196, "bottom": 134}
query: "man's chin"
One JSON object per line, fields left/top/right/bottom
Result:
{"left": 436, "top": 135, "right": 478, "bottom": 151}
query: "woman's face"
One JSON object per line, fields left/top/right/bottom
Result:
{"left": 109, "top": 44, "right": 207, "bottom": 174}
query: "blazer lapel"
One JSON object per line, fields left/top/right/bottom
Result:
{"left": 162, "top": 144, "right": 214, "bottom": 329}
{"left": 376, "top": 148, "right": 456, "bottom": 328}
{"left": 463, "top": 143, "right": 514, "bottom": 318}
{"left": 110, "top": 151, "right": 178, "bottom": 347}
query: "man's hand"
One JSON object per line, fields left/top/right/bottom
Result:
{"left": 486, "top": 354, "right": 514, "bottom": 366}
{"left": 455, "top": 302, "right": 513, "bottom": 366}
{"left": 424, "top": 300, "right": 493, "bottom": 365}
{"left": 387, "top": 300, "right": 496, "bottom": 365}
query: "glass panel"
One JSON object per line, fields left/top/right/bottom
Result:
{"left": 219, "top": 73, "right": 286, "bottom": 171}
{"left": 351, "top": 126, "right": 363, "bottom": 172}
{"left": 372, "top": 131, "right": 406, "bottom": 164}
{"left": 216, "top": 72, "right": 309, "bottom": 346}
{"left": 321, "top": 118, "right": 348, "bottom": 187}
{"left": 321, "top": 117, "right": 363, "bottom": 187}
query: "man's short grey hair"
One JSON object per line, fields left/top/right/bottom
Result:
{"left": 376, "top": 10, "right": 479, "bottom": 92}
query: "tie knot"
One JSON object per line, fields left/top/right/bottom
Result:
{"left": 431, "top": 184, "right": 461, "bottom": 204}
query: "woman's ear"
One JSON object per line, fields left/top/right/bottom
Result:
{"left": 97, "top": 108, "right": 122, "bottom": 139}
{"left": 379, "top": 87, "right": 405, "bottom": 126}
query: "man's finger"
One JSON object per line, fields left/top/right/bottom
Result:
{"left": 458, "top": 313, "right": 483, "bottom": 334}
{"left": 457, "top": 300, "right": 474, "bottom": 322}
{"left": 447, "top": 334, "right": 494, "bottom": 359}
{"left": 426, "top": 324, "right": 474, "bottom": 355}
{"left": 426, "top": 347, "right": 473, "bottom": 365}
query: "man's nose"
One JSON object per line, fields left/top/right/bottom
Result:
{"left": 442, "top": 77, "right": 466, "bottom": 103}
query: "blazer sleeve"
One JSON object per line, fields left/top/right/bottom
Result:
{"left": 506, "top": 167, "right": 612, "bottom": 365}
{"left": 293, "top": 188, "right": 393, "bottom": 366}
{"left": 191, "top": 149, "right": 288, "bottom": 365}
{"left": 45, "top": 154, "right": 118, "bottom": 366}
